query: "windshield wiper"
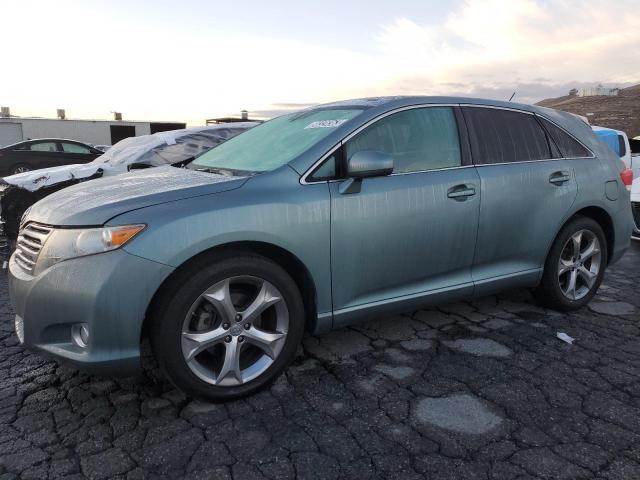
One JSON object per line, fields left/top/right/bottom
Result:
{"left": 181, "top": 159, "right": 258, "bottom": 176}
{"left": 191, "top": 165, "right": 258, "bottom": 177}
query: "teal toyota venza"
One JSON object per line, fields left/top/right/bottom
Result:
{"left": 9, "top": 97, "right": 633, "bottom": 400}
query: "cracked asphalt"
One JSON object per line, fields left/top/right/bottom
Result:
{"left": 1, "top": 243, "right": 640, "bottom": 480}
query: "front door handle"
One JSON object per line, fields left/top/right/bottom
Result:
{"left": 549, "top": 171, "right": 571, "bottom": 185}
{"left": 447, "top": 185, "right": 476, "bottom": 200}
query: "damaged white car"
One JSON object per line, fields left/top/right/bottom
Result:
{"left": 0, "top": 123, "right": 256, "bottom": 245}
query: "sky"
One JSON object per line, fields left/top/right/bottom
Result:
{"left": 2, "top": 0, "right": 639, "bottom": 125}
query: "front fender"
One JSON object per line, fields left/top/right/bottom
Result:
{"left": 115, "top": 168, "right": 333, "bottom": 315}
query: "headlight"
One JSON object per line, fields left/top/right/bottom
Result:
{"left": 34, "top": 224, "right": 145, "bottom": 274}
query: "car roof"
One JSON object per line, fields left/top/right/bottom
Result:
{"left": 296, "top": 95, "right": 590, "bottom": 132}
{"left": 2, "top": 138, "right": 94, "bottom": 148}
{"left": 303, "top": 95, "right": 539, "bottom": 112}
{"left": 287, "top": 95, "right": 599, "bottom": 174}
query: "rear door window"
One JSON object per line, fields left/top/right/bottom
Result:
{"left": 538, "top": 118, "right": 592, "bottom": 159}
{"left": 463, "top": 107, "right": 552, "bottom": 164}
{"left": 29, "top": 141, "right": 59, "bottom": 152}
{"left": 345, "top": 107, "right": 461, "bottom": 174}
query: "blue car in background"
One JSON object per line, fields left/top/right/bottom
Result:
{"left": 593, "top": 126, "right": 637, "bottom": 178}
{"left": 8, "top": 97, "right": 633, "bottom": 400}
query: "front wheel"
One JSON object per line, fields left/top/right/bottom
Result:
{"left": 150, "top": 253, "right": 305, "bottom": 401}
{"left": 534, "top": 216, "right": 607, "bottom": 311}
{"left": 11, "top": 164, "right": 32, "bottom": 174}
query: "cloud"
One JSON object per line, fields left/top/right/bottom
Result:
{"left": 2, "top": 0, "right": 639, "bottom": 123}
{"left": 373, "top": 0, "right": 640, "bottom": 102}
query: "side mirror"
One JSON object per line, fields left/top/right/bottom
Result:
{"left": 347, "top": 150, "right": 394, "bottom": 178}
{"left": 340, "top": 150, "right": 394, "bottom": 195}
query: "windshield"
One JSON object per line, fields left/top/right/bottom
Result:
{"left": 190, "top": 108, "right": 364, "bottom": 172}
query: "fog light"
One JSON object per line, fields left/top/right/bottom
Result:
{"left": 71, "top": 323, "right": 89, "bottom": 348}
{"left": 14, "top": 315, "right": 24, "bottom": 344}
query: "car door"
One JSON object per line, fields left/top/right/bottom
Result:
{"left": 328, "top": 106, "right": 481, "bottom": 327}
{"left": 27, "top": 140, "right": 65, "bottom": 169}
{"left": 462, "top": 106, "right": 579, "bottom": 296}
{"left": 5, "top": 140, "right": 62, "bottom": 173}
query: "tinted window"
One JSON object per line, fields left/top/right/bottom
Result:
{"left": 345, "top": 107, "right": 461, "bottom": 174}
{"left": 464, "top": 107, "right": 551, "bottom": 164}
{"left": 618, "top": 135, "right": 627, "bottom": 157}
{"left": 30, "top": 142, "right": 59, "bottom": 152}
{"left": 539, "top": 118, "right": 591, "bottom": 158}
{"left": 61, "top": 142, "right": 91, "bottom": 154}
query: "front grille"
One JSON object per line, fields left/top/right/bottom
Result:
{"left": 15, "top": 222, "right": 53, "bottom": 273}
{"left": 633, "top": 202, "right": 640, "bottom": 232}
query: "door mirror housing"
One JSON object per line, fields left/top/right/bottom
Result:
{"left": 347, "top": 150, "right": 394, "bottom": 178}
{"left": 340, "top": 150, "right": 394, "bottom": 195}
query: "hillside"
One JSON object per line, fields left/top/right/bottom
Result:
{"left": 536, "top": 84, "right": 640, "bottom": 137}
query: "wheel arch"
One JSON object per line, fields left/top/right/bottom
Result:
{"left": 551, "top": 206, "right": 615, "bottom": 265}
{"left": 141, "top": 240, "right": 319, "bottom": 344}
{"left": 571, "top": 206, "right": 615, "bottom": 264}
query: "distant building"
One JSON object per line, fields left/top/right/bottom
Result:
{"left": 535, "top": 83, "right": 640, "bottom": 137}
{"left": 0, "top": 109, "right": 186, "bottom": 147}
{"left": 578, "top": 84, "right": 620, "bottom": 97}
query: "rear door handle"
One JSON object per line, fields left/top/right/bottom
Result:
{"left": 447, "top": 185, "right": 476, "bottom": 200}
{"left": 549, "top": 171, "right": 571, "bottom": 185}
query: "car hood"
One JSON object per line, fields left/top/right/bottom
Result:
{"left": 26, "top": 166, "right": 248, "bottom": 226}
{"left": 3, "top": 163, "right": 107, "bottom": 192}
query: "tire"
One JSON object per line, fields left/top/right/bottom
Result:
{"left": 11, "top": 164, "right": 32, "bottom": 175}
{"left": 534, "top": 216, "right": 607, "bottom": 311}
{"left": 150, "top": 252, "right": 305, "bottom": 401}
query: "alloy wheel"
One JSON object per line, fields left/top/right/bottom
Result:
{"left": 557, "top": 229, "right": 601, "bottom": 301}
{"left": 181, "top": 276, "right": 289, "bottom": 386}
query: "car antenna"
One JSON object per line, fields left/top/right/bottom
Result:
{"left": 508, "top": 92, "right": 516, "bottom": 102}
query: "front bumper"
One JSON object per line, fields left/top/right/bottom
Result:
{"left": 8, "top": 248, "right": 174, "bottom": 375}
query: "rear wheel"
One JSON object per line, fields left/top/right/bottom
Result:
{"left": 535, "top": 216, "right": 607, "bottom": 311}
{"left": 150, "top": 253, "right": 305, "bottom": 401}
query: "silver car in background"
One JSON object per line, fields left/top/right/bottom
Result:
{"left": 0, "top": 123, "right": 257, "bottom": 243}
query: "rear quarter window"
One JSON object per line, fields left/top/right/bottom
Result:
{"left": 29, "top": 142, "right": 60, "bottom": 152}
{"left": 539, "top": 118, "right": 592, "bottom": 159}
{"left": 463, "top": 107, "right": 552, "bottom": 164}
{"left": 618, "top": 135, "right": 627, "bottom": 157}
